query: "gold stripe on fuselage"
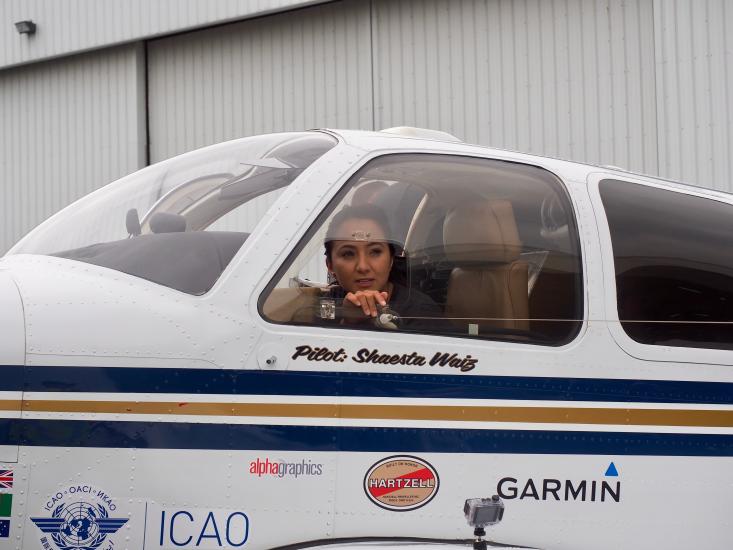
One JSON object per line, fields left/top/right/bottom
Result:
{"left": 11, "top": 400, "right": 733, "bottom": 427}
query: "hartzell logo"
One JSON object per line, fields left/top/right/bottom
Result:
{"left": 364, "top": 456, "right": 439, "bottom": 511}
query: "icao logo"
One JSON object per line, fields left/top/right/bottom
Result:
{"left": 30, "top": 484, "right": 128, "bottom": 550}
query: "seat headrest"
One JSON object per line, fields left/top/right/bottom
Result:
{"left": 443, "top": 200, "right": 522, "bottom": 264}
{"left": 150, "top": 212, "right": 187, "bottom": 234}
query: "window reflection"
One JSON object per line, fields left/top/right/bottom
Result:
{"left": 601, "top": 179, "right": 733, "bottom": 350}
{"left": 262, "top": 154, "right": 583, "bottom": 346}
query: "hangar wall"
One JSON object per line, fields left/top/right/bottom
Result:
{"left": 654, "top": 0, "right": 733, "bottom": 188}
{"left": 0, "top": 0, "right": 326, "bottom": 69}
{"left": 371, "top": 0, "right": 658, "bottom": 173}
{"left": 0, "top": 0, "right": 731, "bottom": 254}
{"left": 0, "top": 44, "right": 146, "bottom": 253}
{"left": 147, "top": 0, "right": 372, "bottom": 162}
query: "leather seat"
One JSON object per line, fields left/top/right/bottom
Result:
{"left": 443, "top": 200, "right": 529, "bottom": 334}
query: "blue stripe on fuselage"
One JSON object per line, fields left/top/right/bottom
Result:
{"left": 0, "top": 365, "right": 730, "bottom": 404}
{"left": 0, "top": 366, "right": 24, "bottom": 392}
{"left": 4, "top": 418, "right": 733, "bottom": 456}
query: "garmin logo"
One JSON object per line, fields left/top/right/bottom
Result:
{"left": 496, "top": 463, "right": 621, "bottom": 503}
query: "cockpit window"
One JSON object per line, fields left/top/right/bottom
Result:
{"left": 9, "top": 132, "right": 337, "bottom": 294}
{"left": 600, "top": 179, "right": 733, "bottom": 350}
{"left": 260, "top": 153, "right": 583, "bottom": 346}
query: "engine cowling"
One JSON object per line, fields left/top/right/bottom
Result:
{"left": 0, "top": 269, "right": 25, "bottom": 366}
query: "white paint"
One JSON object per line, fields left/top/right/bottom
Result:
{"left": 0, "top": 129, "right": 731, "bottom": 550}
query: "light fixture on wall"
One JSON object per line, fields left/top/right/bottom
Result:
{"left": 15, "top": 20, "right": 37, "bottom": 35}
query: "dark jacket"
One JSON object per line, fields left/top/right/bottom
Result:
{"left": 325, "top": 282, "right": 442, "bottom": 331}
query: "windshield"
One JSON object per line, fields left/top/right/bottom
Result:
{"left": 10, "top": 131, "right": 337, "bottom": 294}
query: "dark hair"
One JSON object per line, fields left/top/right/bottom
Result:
{"left": 324, "top": 203, "right": 396, "bottom": 263}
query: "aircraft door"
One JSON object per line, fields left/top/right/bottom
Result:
{"left": 258, "top": 153, "right": 586, "bottom": 360}
{"left": 254, "top": 152, "right": 591, "bottom": 543}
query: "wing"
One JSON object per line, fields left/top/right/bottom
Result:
{"left": 30, "top": 517, "right": 64, "bottom": 533}
{"left": 96, "top": 518, "right": 128, "bottom": 534}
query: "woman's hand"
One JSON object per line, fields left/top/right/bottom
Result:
{"left": 343, "top": 290, "right": 389, "bottom": 318}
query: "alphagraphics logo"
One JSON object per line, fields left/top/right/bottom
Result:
{"left": 30, "top": 484, "right": 127, "bottom": 550}
{"left": 249, "top": 457, "right": 323, "bottom": 478}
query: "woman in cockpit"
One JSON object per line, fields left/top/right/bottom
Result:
{"left": 323, "top": 203, "right": 440, "bottom": 328}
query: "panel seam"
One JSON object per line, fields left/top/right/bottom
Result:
{"left": 369, "top": 0, "right": 376, "bottom": 131}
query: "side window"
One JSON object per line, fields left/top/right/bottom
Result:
{"left": 260, "top": 154, "right": 583, "bottom": 346}
{"left": 600, "top": 179, "right": 733, "bottom": 350}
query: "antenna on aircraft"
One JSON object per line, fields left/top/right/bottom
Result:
{"left": 380, "top": 126, "right": 462, "bottom": 142}
{"left": 464, "top": 496, "right": 505, "bottom": 550}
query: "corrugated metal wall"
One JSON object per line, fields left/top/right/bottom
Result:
{"left": 148, "top": 0, "right": 731, "bottom": 188}
{"left": 372, "top": 0, "right": 659, "bottom": 174}
{"left": 1, "top": 0, "right": 731, "bottom": 254}
{"left": 0, "top": 0, "right": 326, "bottom": 69}
{"left": 654, "top": 0, "right": 732, "bottom": 190}
{"left": 147, "top": 0, "right": 372, "bottom": 162}
{"left": 0, "top": 43, "right": 146, "bottom": 253}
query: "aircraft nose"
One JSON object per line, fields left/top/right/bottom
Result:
{"left": 0, "top": 270, "right": 26, "bottom": 366}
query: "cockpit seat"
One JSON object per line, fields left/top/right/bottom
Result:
{"left": 443, "top": 200, "right": 529, "bottom": 334}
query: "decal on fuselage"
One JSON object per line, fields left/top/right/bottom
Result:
{"left": 0, "top": 467, "right": 12, "bottom": 539}
{"left": 364, "top": 456, "right": 439, "bottom": 511}
{"left": 496, "top": 463, "right": 622, "bottom": 503}
{"left": 150, "top": 507, "right": 250, "bottom": 549}
{"left": 248, "top": 457, "right": 324, "bottom": 478}
{"left": 30, "top": 483, "right": 127, "bottom": 550}
{"left": 292, "top": 345, "right": 478, "bottom": 371}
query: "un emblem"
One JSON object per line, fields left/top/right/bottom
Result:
{"left": 31, "top": 485, "right": 127, "bottom": 550}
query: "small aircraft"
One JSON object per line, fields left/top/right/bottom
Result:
{"left": 0, "top": 127, "right": 731, "bottom": 550}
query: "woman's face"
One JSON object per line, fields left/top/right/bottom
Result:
{"left": 327, "top": 217, "right": 393, "bottom": 293}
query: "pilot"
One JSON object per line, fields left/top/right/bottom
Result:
{"left": 323, "top": 203, "right": 440, "bottom": 328}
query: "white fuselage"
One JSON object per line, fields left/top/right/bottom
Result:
{"left": 0, "top": 130, "right": 730, "bottom": 550}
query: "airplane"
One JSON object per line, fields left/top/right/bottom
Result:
{"left": 0, "top": 126, "right": 731, "bottom": 550}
